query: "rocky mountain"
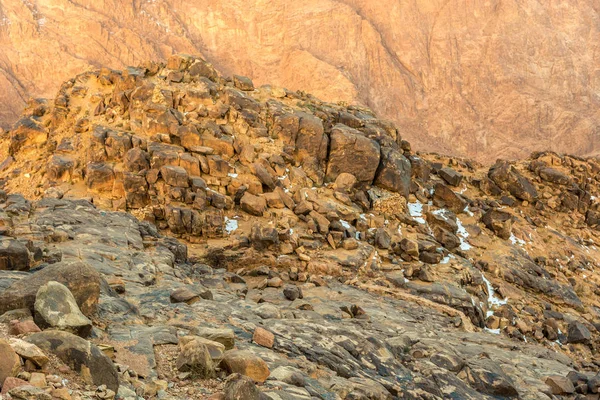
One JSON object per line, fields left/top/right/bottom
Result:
{"left": 2, "top": 0, "right": 600, "bottom": 162}
{"left": 0, "top": 54, "right": 600, "bottom": 399}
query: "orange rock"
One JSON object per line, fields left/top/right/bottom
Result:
{"left": 221, "top": 350, "right": 270, "bottom": 383}
{"left": 252, "top": 327, "right": 275, "bottom": 349}
{"left": 0, "top": 339, "right": 20, "bottom": 387}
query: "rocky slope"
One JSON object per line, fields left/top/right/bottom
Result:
{"left": 0, "top": 55, "right": 600, "bottom": 399}
{"left": 2, "top": 0, "right": 600, "bottom": 161}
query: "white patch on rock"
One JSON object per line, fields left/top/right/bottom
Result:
{"left": 456, "top": 217, "right": 472, "bottom": 251}
{"left": 224, "top": 218, "right": 238, "bottom": 234}
{"left": 509, "top": 233, "right": 526, "bottom": 246}
{"left": 481, "top": 273, "right": 507, "bottom": 318}
{"left": 408, "top": 201, "right": 426, "bottom": 224}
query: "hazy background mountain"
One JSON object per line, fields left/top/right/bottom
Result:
{"left": 1, "top": 0, "right": 600, "bottom": 162}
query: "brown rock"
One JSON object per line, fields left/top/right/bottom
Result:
{"left": 221, "top": 350, "right": 270, "bottom": 383}
{"left": 539, "top": 167, "right": 571, "bottom": 186}
{"left": 488, "top": 161, "right": 537, "bottom": 202}
{"left": 438, "top": 167, "right": 463, "bottom": 187}
{"left": 9, "top": 339, "right": 48, "bottom": 368}
{"left": 374, "top": 147, "right": 411, "bottom": 198}
{"left": 26, "top": 331, "right": 119, "bottom": 392}
{"left": 223, "top": 373, "right": 260, "bottom": 400}
{"left": 160, "top": 165, "right": 189, "bottom": 187}
{"left": 0, "top": 377, "right": 28, "bottom": 395}
{"left": 0, "top": 339, "right": 20, "bottom": 387}
{"left": 326, "top": 124, "right": 380, "bottom": 185}
{"left": 28, "top": 372, "right": 46, "bottom": 388}
{"left": 233, "top": 75, "right": 255, "bottom": 91}
{"left": 545, "top": 375, "right": 575, "bottom": 395}
{"left": 482, "top": 209, "right": 513, "bottom": 240}
{"left": 34, "top": 281, "right": 93, "bottom": 337}
{"left": 263, "top": 192, "right": 284, "bottom": 209}
{"left": 240, "top": 193, "right": 266, "bottom": 216}
{"left": 333, "top": 173, "right": 357, "bottom": 193}
{"left": 8, "top": 320, "right": 41, "bottom": 336}
{"left": 0, "top": 239, "right": 30, "bottom": 271}
{"left": 433, "top": 182, "right": 467, "bottom": 213}
{"left": 85, "top": 163, "right": 115, "bottom": 192}
{"left": 176, "top": 339, "right": 215, "bottom": 378}
{"left": 252, "top": 327, "right": 275, "bottom": 348}
{"left": 170, "top": 287, "right": 202, "bottom": 304}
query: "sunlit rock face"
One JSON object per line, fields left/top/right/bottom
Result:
{"left": 1, "top": 0, "right": 600, "bottom": 162}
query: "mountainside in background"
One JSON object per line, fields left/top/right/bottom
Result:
{"left": 0, "top": 54, "right": 600, "bottom": 398}
{"left": 2, "top": 0, "right": 600, "bottom": 162}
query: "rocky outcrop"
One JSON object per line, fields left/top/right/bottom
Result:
{"left": 2, "top": 1, "right": 600, "bottom": 163}
{"left": 1, "top": 58, "right": 600, "bottom": 399}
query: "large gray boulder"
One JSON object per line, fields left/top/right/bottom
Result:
{"left": 0, "top": 262, "right": 101, "bottom": 317}
{"left": 34, "top": 281, "right": 93, "bottom": 337}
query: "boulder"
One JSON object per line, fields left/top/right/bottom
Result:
{"left": 567, "top": 321, "right": 591, "bottom": 344}
{"left": 374, "top": 147, "right": 411, "bottom": 198}
{"left": 176, "top": 337, "right": 216, "bottom": 378}
{"left": 438, "top": 167, "right": 463, "bottom": 187}
{"left": 0, "top": 377, "right": 28, "bottom": 395}
{"left": 252, "top": 327, "right": 274, "bottom": 348}
{"left": 488, "top": 161, "right": 537, "bottom": 202}
{"left": 34, "top": 281, "right": 93, "bottom": 337}
{"left": 545, "top": 375, "right": 575, "bottom": 395}
{"left": 295, "top": 113, "right": 328, "bottom": 167}
{"left": 221, "top": 350, "right": 270, "bottom": 383}
{"left": 326, "top": 124, "right": 380, "bottom": 185}
{"left": 426, "top": 210, "right": 458, "bottom": 233}
{"left": 250, "top": 224, "right": 279, "bottom": 249}
{"left": 333, "top": 173, "right": 357, "bottom": 193}
{"left": 433, "top": 226, "right": 460, "bottom": 250}
{"left": 464, "top": 359, "right": 518, "bottom": 397}
{"left": 9, "top": 338, "right": 49, "bottom": 368}
{"left": 482, "top": 209, "right": 513, "bottom": 240}
{"left": 193, "top": 328, "right": 235, "bottom": 350}
{"left": 0, "top": 339, "right": 20, "bottom": 387}
{"left": 8, "top": 385, "right": 52, "bottom": 400}
{"left": 283, "top": 285, "right": 302, "bottom": 301}
{"left": 0, "top": 239, "right": 30, "bottom": 271}
{"left": 8, "top": 117, "right": 48, "bottom": 155}
{"left": 233, "top": 75, "right": 255, "bottom": 91}
{"left": 0, "top": 262, "right": 101, "bottom": 317}
{"left": 223, "top": 373, "right": 261, "bottom": 400}
{"left": 539, "top": 167, "right": 571, "bottom": 186}
{"left": 240, "top": 193, "right": 266, "bottom": 216}
{"left": 8, "top": 320, "right": 41, "bottom": 335}
{"left": 432, "top": 183, "right": 467, "bottom": 213}
{"left": 170, "top": 287, "right": 211, "bottom": 304}
{"left": 123, "top": 148, "right": 150, "bottom": 172}
{"left": 160, "top": 165, "right": 189, "bottom": 187}
{"left": 179, "top": 336, "right": 225, "bottom": 364}
{"left": 46, "top": 155, "right": 75, "bottom": 181}
{"left": 85, "top": 162, "right": 115, "bottom": 192}
{"left": 26, "top": 331, "right": 119, "bottom": 392}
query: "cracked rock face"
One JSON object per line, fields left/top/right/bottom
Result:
{"left": 1, "top": 1, "right": 600, "bottom": 162}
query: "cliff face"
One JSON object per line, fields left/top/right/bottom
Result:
{"left": 1, "top": 0, "right": 600, "bottom": 162}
